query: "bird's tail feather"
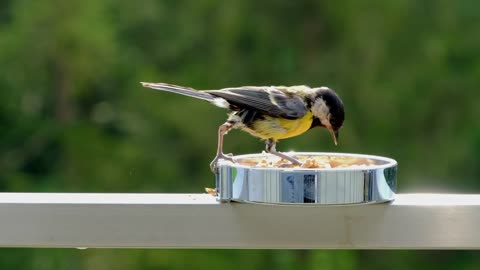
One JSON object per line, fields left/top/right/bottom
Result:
{"left": 141, "top": 82, "right": 214, "bottom": 102}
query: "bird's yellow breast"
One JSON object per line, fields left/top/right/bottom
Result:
{"left": 241, "top": 111, "right": 314, "bottom": 140}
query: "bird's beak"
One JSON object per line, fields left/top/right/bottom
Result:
{"left": 328, "top": 128, "right": 339, "bottom": 146}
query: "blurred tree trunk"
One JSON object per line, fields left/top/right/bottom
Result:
{"left": 53, "top": 58, "right": 73, "bottom": 123}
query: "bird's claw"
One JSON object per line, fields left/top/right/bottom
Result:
{"left": 210, "top": 153, "right": 236, "bottom": 173}
{"left": 278, "top": 159, "right": 302, "bottom": 168}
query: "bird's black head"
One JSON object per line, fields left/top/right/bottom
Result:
{"left": 311, "top": 87, "right": 345, "bottom": 145}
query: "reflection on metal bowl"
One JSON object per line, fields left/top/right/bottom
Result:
{"left": 215, "top": 152, "right": 397, "bottom": 205}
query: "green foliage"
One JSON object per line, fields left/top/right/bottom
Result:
{"left": 1, "top": 0, "right": 480, "bottom": 269}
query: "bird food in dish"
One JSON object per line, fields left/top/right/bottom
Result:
{"left": 234, "top": 154, "right": 382, "bottom": 169}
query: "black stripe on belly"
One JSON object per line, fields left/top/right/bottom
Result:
{"left": 309, "top": 117, "right": 323, "bottom": 129}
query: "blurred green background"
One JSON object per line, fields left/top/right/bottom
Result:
{"left": 1, "top": 0, "right": 480, "bottom": 269}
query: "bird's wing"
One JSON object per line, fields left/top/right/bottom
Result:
{"left": 205, "top": 86, "right": 307, "bottom": 119}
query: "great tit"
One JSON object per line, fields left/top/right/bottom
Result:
{"left": 141, "top": 82, "right": 345, "bottom": 171}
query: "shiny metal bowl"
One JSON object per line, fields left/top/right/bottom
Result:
{"left": 215, "top": 152, "right": 397, "bottom": 205}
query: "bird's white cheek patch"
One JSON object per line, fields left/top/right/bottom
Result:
{"left": 311, "top": 98, "right": 331, "bottom": 126}
{"left": 312, "top": 98, "right": 329, "bottom": 120}
{"left": 212, "top": 98, "right": 230, "bottom": 108}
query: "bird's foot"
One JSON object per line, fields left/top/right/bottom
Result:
{"left": 278, "top": 158, "right": 302, "bottom": 168}
{"left": 210, "top": 153, "right": 235, "bottom": 172}
{"left": 278, "top": 159, "right": 301, "bottom": 167}
{"left": 269, "top": 151, "right": 302, "bottom": 167}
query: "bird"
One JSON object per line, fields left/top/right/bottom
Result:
{"left": 141, "top": 82, "right": 345, "bottom": 171}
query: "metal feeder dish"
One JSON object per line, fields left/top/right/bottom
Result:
{"left": 215, "top": 152, "right": 397, "bottom": 205}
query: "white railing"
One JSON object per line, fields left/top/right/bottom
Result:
{"left": 0, "top": 193, "right": 479, "bottom": 249}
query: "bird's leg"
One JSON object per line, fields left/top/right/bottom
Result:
{"left": 210, "top": 122, "right": 235, "bottom": 172}
{"left": 265, "top": 139, "right": 301, "bottom": 166}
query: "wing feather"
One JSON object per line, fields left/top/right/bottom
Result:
{"left": 205, "top": 87, "right": 307, "bottom": 119}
